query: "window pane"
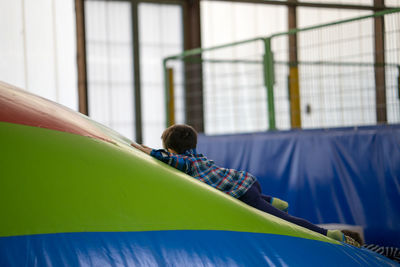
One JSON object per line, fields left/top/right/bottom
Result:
{"left": 0, "top": 0, "right": 77, "bottom": 110}
{"left": 85, "top": 0, "right": 135, "bottom": 140}
{"left": 200, "top": 1, "right": 285, "bottom": 134}
{"left": 139, "top": 3, "right": 183, "bottom": 148}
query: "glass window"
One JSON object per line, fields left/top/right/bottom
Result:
{"left": 299, "top": 0, "right": 372, "bottom": 4}
{"left": 139, "top": 3, "right": 183, "bottom": 148}
{"left": 200, "top": 1, "right": 286, "bottom": 134}
{"left": 386, "top": 0, "right": 400, "bottom": 7}
{"left": 0, "top": 0, "right": 77, "bottom": 110}
{"left": 85, "top": 0, "right": 135, "bottom": 140}
{"left": 298, "top": 7, "right": 371, "bottom": 28}
{"left": 201, "top": 1, "right": 287, "bottom": 47}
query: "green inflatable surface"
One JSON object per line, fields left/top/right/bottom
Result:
{"left": 0, "top": 121, "right": 337, "bottom": 244}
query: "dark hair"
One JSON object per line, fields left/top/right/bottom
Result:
{"left": 161, "top": 124, "right": 197, "bottom": 154}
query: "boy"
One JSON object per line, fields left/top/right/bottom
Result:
{"left": 131, "top": 124, "right": 359, "bottom": 246}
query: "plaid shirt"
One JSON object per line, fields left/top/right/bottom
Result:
{"left": 150, "top": 148, "right": 256, "bottom": 198}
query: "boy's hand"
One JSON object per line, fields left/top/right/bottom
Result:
{"left": 131, "top": 143, "right": 152, "bottom": 155}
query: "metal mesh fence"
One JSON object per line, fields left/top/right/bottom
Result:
{"left": 164, "top": 8, "right": 400, "bottom": 134}
{"left": 165, "top": 39, "right": 269, "bottom": 134}
{"left": 201, "top": 41, "right": 267, "bottom": 134}
{"left": 272, "top": 10, "right": 400, "bottom": 129}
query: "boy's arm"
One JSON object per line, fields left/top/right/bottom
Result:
{"left": 130, "top": 143, "right": 191, "bottom": 174}
{"left": 131, "top": 143, "right": 152, "bottom": 154}
{"left": 149, "top": 149, "right": 191, "bottom": 174}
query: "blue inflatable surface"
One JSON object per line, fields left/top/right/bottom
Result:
{"left": 198, "top": 125, "right": 400, "bottom": 247}
{"left": 0, "top": 231, "right": 395, "bottom": 266}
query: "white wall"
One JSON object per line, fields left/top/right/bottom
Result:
{"left": 0, "top": 0, "right": 78, "bottom": 110}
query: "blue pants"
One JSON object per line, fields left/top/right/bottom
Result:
{"left": 239, "top": 181, "right": 327, "bottom": 236}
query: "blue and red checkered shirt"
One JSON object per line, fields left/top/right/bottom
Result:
{"left": 150, "top": 148, "right": 256, "bottom": 198}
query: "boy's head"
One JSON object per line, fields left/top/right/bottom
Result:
{"left": 161, "top": 124, "right": 197, "bottom": 154}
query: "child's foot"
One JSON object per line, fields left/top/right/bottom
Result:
{"left": 271, "top": 197, "right": 289, "bottom": 212}
{"left": 327, "top": 229, "right": 344, "bottom": 241}
{"left": 327, "top": 230, "right": 361, "bottom": 247}
{"left": 344, "top": 235, "right": 361, "bottom": 248}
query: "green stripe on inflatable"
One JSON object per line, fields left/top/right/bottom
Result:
{"left": 0, "top": 122, "right": 338, "bottom": 244}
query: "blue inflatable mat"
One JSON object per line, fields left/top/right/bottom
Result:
{"left": 0, "top": 231, "right": 395, "bottom": 267}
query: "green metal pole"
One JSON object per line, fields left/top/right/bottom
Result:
{"left": 398, "top": 65, "right": 400, "bottom": 101}
{"left": 263, "top": 38, "right": 276, "bottom": 130}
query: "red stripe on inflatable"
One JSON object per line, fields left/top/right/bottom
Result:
{"left": 0, "top": 82, "right": 113, "bottom": 143}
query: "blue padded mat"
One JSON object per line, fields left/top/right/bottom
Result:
{"left": 198, "top": 125, "right": 400, "bottom": 247}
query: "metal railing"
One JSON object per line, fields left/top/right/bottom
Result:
{"left": 164, "top": 8, "right": 400, "bottom": 134}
